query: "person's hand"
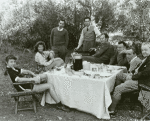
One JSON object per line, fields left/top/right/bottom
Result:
{"left": 33, "top": 76, "right": 41, "bottom": 84}
{"left": 120, "top": 50, "right": 126, "bottom": 54}
{"left": 24, "top": 89, "right": 31, "bottom": 91}
{"left": 54, "top": 58, "right": 60, "bottom": 61}
{"left": 51, "top": 58, "right": 54, "bottom": 62}
{"left": 74, "top": 47, "right": 79, "bottom": 51}
{"left": 31, "top": 72, "right": 36, "bottom": 77}
{"left": 134, "top": 69, "right": 138, "bottom": 75}
{"left": 126, "top": 74, "right": 132, "bottom": 80}
{"left": 89, "top": 48, "right": 96, "bottom": 52}
{"left": 49, "top": 51, "right": 55, "bottom": 59}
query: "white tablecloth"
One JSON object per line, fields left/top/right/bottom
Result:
{"left": 41, "top": 68, "right": 124, "bottom": 119}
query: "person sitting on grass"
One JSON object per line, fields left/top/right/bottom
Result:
{"left": 109, "top": 42, "right": 150, "bottom": 117}
{"left": 5, "top": 55, "right": 69, "bottom": 112}
{"left": 34, "top": 41, "right": 64, "bottom": 71}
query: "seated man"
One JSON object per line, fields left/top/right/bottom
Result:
{"left": 82, "top": 33, "right": 114, "bottom": 64}
{"left": 109, "top": 42, "right": 150, "bottom": 116}
{"left": 109, "top": 41, "right": 129, "bottom": 69}
{"left": 115, "top": 47, "right": 142, "bottom": 86}
{"left": 5, "top": 55, "right": 69, "bottom": 112}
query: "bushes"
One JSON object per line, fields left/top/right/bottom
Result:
{"left": 1, "top": 0, "right": 126, "bottom": 50}
{"left": 0, "top": 0, "right": 86, "bottom": 50}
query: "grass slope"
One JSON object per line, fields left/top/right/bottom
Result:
{"left": 0, "top": 44, "right": 145, "bottom": 121}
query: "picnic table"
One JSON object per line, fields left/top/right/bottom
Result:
{"left": 41, "top": 65, "right": 126, "bottom": 119}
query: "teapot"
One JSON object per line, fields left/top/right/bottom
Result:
{"left": 71, "top": 52, "right": 83, "bottom": 71}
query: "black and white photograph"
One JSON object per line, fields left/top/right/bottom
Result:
{"left": 0, "top": 0, "right": 150, "bottom": 120}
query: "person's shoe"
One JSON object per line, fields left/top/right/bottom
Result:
{"left": 61, "top": 105, "right": 70, "bottom": 112}
{"left": 57, "top": 105, "right": 70, "bottom": 112}
{"left": 109, "top": 111, "right": 117, "bottom": 118}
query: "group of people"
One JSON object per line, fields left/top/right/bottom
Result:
{"left": 4, "top": 16, "right": 150, "bottom": 118}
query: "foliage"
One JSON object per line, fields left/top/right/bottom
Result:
{"left": 1, "top": 0, "right": 150, "bottom": 49}
{"left": 115, "top": 0, "right": 150, "bottom": 41}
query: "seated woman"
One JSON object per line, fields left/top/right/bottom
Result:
{"left": 5, "top": 55, "right": 69, "bottom": 111}
{"left": 34, "top": 41, "right": 64, "bottom": 71}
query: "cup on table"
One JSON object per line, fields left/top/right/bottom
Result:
{"left": 68, "top": 57, "right": 73, "bottom": 65}
{"left": 94, "top": 74, "right": 100, "bottom": 79}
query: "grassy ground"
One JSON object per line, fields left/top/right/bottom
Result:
{"left": 0, "top": 44, "right": 148, "bottom": 121}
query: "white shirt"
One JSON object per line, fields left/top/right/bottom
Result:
{"left": 35, "top": 51, "right": 53, "bottom": 66}
{"left": 130, "top": 56, "right": 137, "bottom": 64}
{"left": 134, "top": 57, "right": 147, "bottom": 74}
{"left": 57, "top": 27, "right": 64, "bottom": 31}
{"left": 78, "top": 25, "right": 101, "bottom": 46}
{"left": 79, "top": 25, "right": 101, "bottom": 41}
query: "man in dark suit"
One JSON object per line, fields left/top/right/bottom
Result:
{"left": 109, "top": 42, "right": 150, "bottom": 116}
{"left": 82, "top": 33, "right": 114, "bottom": 64}
{"left": 109, "top": 41, "right": 129, "bottom": 68}
{"left": 115, "top": 47, "right": 142, "bottom": 86}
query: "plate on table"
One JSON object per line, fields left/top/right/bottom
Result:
{"left": 84, "top": 70, "right": 92, "bottom": 75}
{"left": 108, "top": 65, "right": 125, "bottom": 70}
{"left": 100, "top": 72, "right": 112, "bottom": 77}
{"left": 73, "top": 71, "right": 84, "bottom": 76}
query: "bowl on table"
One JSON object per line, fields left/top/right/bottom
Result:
{"left": 73, "top": 70, "right": 84, "bottom": 76}
{"left": 100, "top": 72, "right": 112, "bottom": 77}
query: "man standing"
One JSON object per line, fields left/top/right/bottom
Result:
{"left": 75, "top": 17, "right": 101, "bottom": 51}
{"left": 82, "top": 33, "right": 114, "bottom": 64}
{"left": 50, "top": 19, "right": 69, "bottom": 61}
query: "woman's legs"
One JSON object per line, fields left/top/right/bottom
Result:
{"left": 33, "top": 83, "right": 60, "bottom": 103}
{"left": 33, "top": 74, "right": 60, "bottom": 103}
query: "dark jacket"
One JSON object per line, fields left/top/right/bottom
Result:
{"left": 132, "top": 56, "right": 150, "bottom": 86}
{"left": 109, "top": 47, "right": 129, "bottom": 69}
{"left": 7, "top": 67, "right": 30, "bottom": 91}
{"left": 93, "top": 42, "right": 114, "bottom": 64}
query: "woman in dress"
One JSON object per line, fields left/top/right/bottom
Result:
{"left": 34, "top": 41, "right": 64, "bottom": 71}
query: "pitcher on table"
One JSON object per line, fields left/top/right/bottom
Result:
{"left": 71, "top": 52, "right": 83, "bottom": 71}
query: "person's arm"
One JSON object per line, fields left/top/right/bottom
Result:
{"left": 16, "top": 76, "right": 40, "bottom": 84}
{"left": 128, "top": 58, "right": 142, "bottom": 73}
{"left": 76, "top": 30, "right": 84, "bottom": 49}
{"left": 50, "top": 28, "right": 54, "bottom": 48}
{"left": 117, "top": 53, "right": 128, "bottom": 66}
{"left": 109, "top": 46, "right": 116, "bottom": 65}
{"left": 132, "top": 59, "right": 150, "bottom": 80}
{"left": 21, "top": 69, "right": 36, "bottom": 77}
{"left": 94, "top": 26, "right": 101, "bottom": 39}
{"left": 93, "top": 44, "right": 108, "bottom": 57}
{"left": 65, "top": 30, "right": 69, "bottom": 47}
{"left": 14, "top": 69, "right": 36, "bottom": 83}
{"left": 35, "top": 53, "right": 54, "bottom": 66}
{"left": 109, "top": 54, "right": 116, "bottom": 65}
{"left": 49, "top": 50, "right": 55, "bottom": 59}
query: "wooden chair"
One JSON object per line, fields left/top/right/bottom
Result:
{"left": 139, "top": 84, "right": 150, "bottom": 120}
{"left": 10, "top": 81, "right": 45, "bottom": 114}
{"left": 120, "top": 90, "right": 143, "bottom": 111}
